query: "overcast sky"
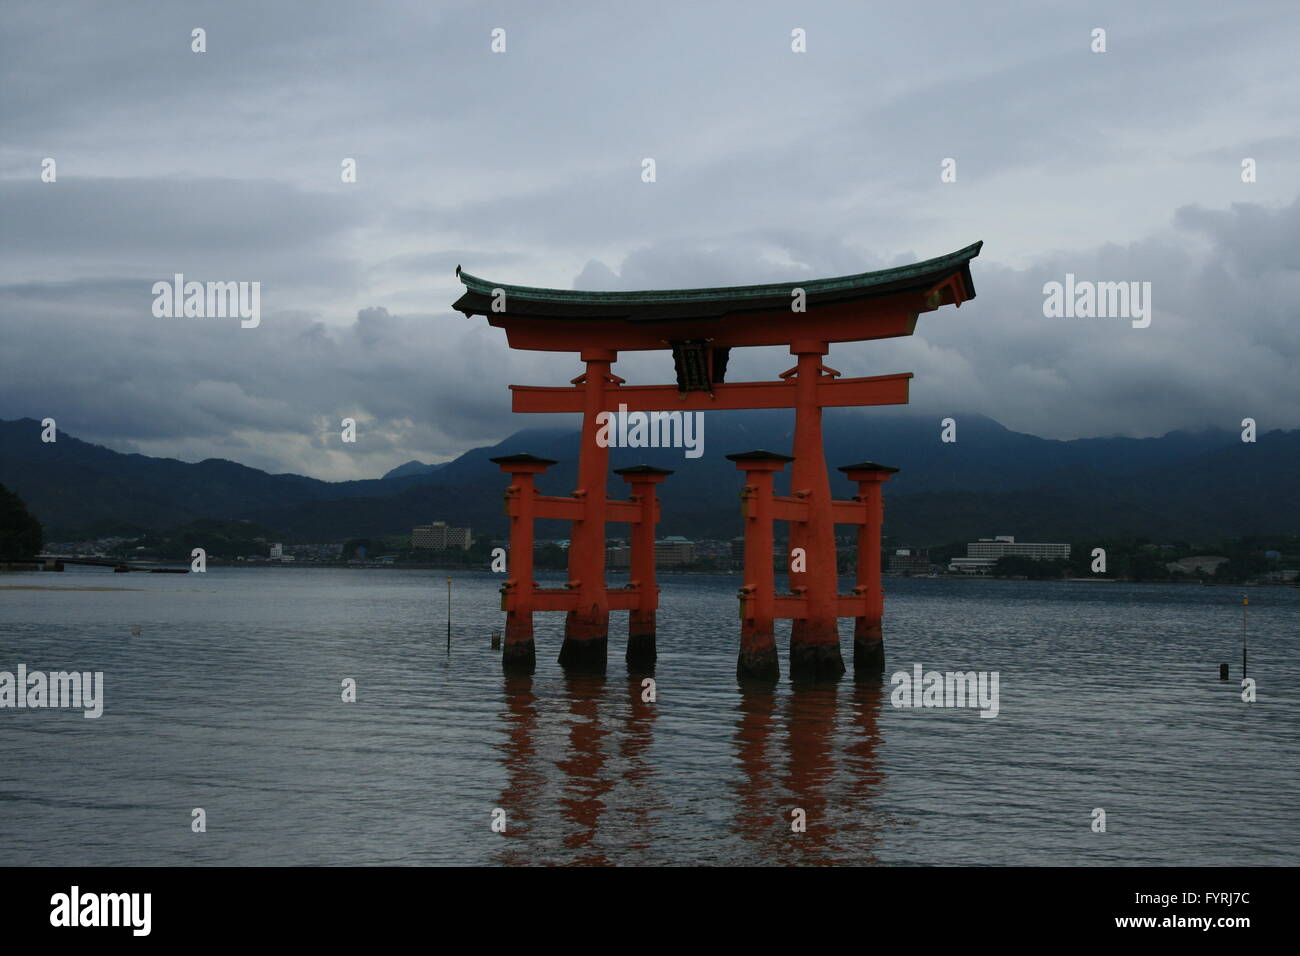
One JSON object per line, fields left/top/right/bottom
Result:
{"left": 2, "top": 0, "right": 1298, "bottom": 480}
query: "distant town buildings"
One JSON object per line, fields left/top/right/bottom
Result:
{"left": 967, "top": 536, "right": 1071, "bottom": 561}
{"left": 269, "top": 542, "right": 295, "bottom": 562}
{"left": 888, "top": 548, "right": 931, "bottom": 575}
{"left": 604, "top": 537, "right": 699, "bottom": 569}
{"left": 603, "top": 536, "right": 736, "bottom": 569}
{"left": 948, "top": 535, "right": 1070, "bottom": 574}
{"left": 1164, "top": 555, "right": 1229, "bottom": 575}
{"left": 412, "top": 520, "right": 472, "bottom": 550}
{"left": 287, "top": 543, "right": 342, "bottom": 561}
{"left": 654, "top": 536, "right": 696, "bottom": 567}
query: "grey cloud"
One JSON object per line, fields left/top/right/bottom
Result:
{"left": 1, "top": 0, "right": 1297, "bottom": 479}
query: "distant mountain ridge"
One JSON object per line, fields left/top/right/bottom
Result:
{"left": 381, "top": 460, "right": 445, "bottom": 479}
{"left": 1, "top": 413, "right": 1296, "bottom": 545}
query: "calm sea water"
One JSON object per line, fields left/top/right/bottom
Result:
{"left": 0, "top": 566, "right": 1296, "bottom": 866}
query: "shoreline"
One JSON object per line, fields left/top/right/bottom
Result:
{"left": 12, "top": 562, "right": 1296, "bottom": 588}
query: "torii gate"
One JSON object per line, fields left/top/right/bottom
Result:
{"left": 454, "top": 241, "right": 981, "bottom": 680}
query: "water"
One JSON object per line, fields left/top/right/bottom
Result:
{"left": 1, "top": 567, "right": 1296, "bottom": 866}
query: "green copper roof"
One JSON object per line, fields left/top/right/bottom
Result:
{"left": 452, "top": 241, "right": 981, "bottom": 322}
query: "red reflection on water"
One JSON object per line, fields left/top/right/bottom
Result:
{"left": 494, "top": 675, "right": 542, "bottom": 865}
{"left": 733, "top": 679, "right": 885, "bottom": 864}
{"left": 554, "top": 673, "right": 613, "bottom": 863}
{"left": 495, "top": 669, "right": 885, "bottom": 865}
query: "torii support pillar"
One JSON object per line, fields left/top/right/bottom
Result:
{"left": 728, "top": 451, "right": 792, "bottom": 683}
{"left": 615, "top": 465, "right": 673, "bottom": 671}
{"left": 492, "top": 453, "right": 558, "bottom": 675}
{"left": 787, "top": 340, "right": 845, "bottom": 681}
{"left": 839, "top": 461, "right": 899, "bottom": 677}
{"left": 559, "top": 347, "right": 618, "bottom": 673}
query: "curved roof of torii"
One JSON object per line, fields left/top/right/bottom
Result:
{"left": 453, "top": 241, "right": 982, "bottom": 323}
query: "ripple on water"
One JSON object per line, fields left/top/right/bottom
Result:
{"left": 0, "top": 567, "right": 1296, "bottom": 865}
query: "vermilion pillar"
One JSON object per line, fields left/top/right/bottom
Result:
{"left": 560, "top": 347, "right": 617, "bottom": 672}
{"left": 492, "top": 453, "right": 557, "bottom": 675}
{"left": 839, "top": 461, "right": 898, "bottom": 676}
{"left": 728, "top": 450, "right": 792, "bottom": 682}
{"left": 788, "top": 341, "right": 845, "bottom": 680}
{"left": 615, "top": 464, "right": 673, "bottom": 670}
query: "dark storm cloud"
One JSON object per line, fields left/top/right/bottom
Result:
{"left": 1, "top": 0, "right": 1297, "bottom": 478}
{"left": 574, "top": 197, "right": 1300, "bottom": 440}
{"left": 0, "top": 178, "right": 367, "bottom": 286}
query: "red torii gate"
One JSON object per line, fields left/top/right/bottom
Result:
{"left": 454, "top": 241, "right": 981, "bottom": 680}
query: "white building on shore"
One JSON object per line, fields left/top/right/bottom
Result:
{"left": 948, "top": 536, "right": 1070, "bottom": 574}
{"left": 412, "top": 521, "right": 472, "bottom": 551}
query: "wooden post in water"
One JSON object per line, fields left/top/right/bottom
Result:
{"left": 557, "top": 348, "right": 616, "bottom": 673}
{"left": 491, "top": 453, "right": 556, "bottom": 675}
{"left": 615, "top": 464, "right": 674, "bottom": 670}
{"left": 786, "top": 343, "right": 844, "bottom": 681}
{"left": 728, "top": 450, "right": 792, "bottom": 683}
{"left": 447, "top": 577, "right": 452, "bottom": 654}
{"left": 1241, "top": 594, "right": 1248, "bottom": 678}
{"left": 839, "top": 460, "right": 900, "bottom": 678}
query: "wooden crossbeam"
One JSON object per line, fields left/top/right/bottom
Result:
{"left": 771, "top": 497, "right": 810, "bottom": 523}
{"left": 831, "top": 500, "right": 869, "bottom": 526}
{"left": 506, "top": 495, "right": 646, "bottom": 523}
{"left": 528, "top": 496, "right": 582, "bottom": 521}
{"left": 511, "top": 372, "right": 912, "bottom": 414}
{"left": 754, "top": 498, "right": 871, "bottom": 526}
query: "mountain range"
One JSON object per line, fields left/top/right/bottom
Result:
{"left": 2, "top": 412, "right": 1296, "bottom": 546}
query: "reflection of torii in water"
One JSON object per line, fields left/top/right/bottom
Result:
{"left": 455, "top": 242, "right": 981, "bottom": 681}
{"left": 490, "top": 676, "right": 887, "bottom": 865}
{"left": 493, "top": 674, "right": 662, "bottom": 866}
